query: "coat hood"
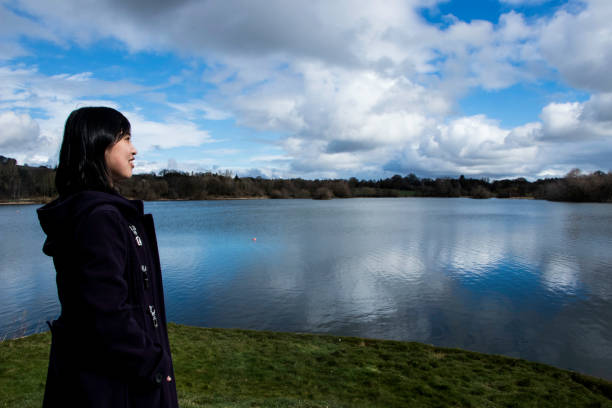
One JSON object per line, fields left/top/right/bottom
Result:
{"left": 37, "top": 190, "right": 143, "bottom": 257}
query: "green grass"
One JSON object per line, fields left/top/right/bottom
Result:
{"left": 1, "top": 323, "right": 611, "bottom": 407}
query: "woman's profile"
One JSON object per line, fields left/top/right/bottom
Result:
{"left": 37, "top": 107, "right": 179, "bottom": 407}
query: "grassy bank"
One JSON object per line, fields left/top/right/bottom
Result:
{"left": 1, "top": 324, "right": 611, "bottom": 407}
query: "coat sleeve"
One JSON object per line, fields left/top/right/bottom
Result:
{"left": 74, "top": 207, "right": 170, "bottom": 387}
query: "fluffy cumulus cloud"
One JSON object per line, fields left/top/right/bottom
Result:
{"left": 1, "top": 0, "right": 612, "bottom": 178}
{"left": 540, "top": 95, "right": 612, "bottom": 141}
{"left": 539, "top": 0, "right": 612, "bottom": 92}
{"left": 0, "top": 111, "right": 39, "bottom": 149}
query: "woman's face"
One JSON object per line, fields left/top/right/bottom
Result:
{"left": 105, "top": 134, "right": 137, "bottom": 182}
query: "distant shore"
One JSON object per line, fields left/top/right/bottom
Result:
{"left": 0, "top": 199, "right": 51, "bottom": 205}
{"left": 3, "top": 154, "right": 612, "bottom": 203}
{"left": 0, "top": 195, "right": 543, "bottom": 206}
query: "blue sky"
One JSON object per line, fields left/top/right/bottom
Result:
{"left": 1, "top": 0, "right": 611, "bottom": 180}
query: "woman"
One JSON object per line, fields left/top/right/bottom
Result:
{"left": 37, "top": 107, "right": 179, "bottom": 407}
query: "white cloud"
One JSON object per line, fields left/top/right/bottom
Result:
{"left": 129, "top": 113, "right": 212, "bottom": 152}
{"left": 540, "top": 95, "right": 612, "bottom": 141}
{"left": 540, "top": 102, "right": 582, "bottom": 139}
{"left": 436, "top": 116, "right": 509, "bottom": 159}
{"left": 406, "top": 115, "right": 540, "bottom": 177}
{"left": 526, "top": 92, "right": 612, "bottom": 175}
{"left": 0, "top": 110, "right": 58, "bottom": 166}
{"left": 539, "top": 0, "right": 612, "bottom": 92}
{"left": 0, "top": 111, "right": 39, "bottom": 148}
{"left": 435, "top": 12, "right": 542, "bottom": 93}
{"left": 505, "top": 122, "right": 542, "bottom": 147}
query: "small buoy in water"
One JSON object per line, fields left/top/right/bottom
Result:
{"left": 252, "top": 237, "right": 257, "bottom": 241}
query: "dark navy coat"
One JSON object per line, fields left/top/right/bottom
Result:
{"left": 38, "top": 190, "right": 179, "bottom": 407}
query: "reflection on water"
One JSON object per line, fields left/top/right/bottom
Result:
{"left": 1, "top": 198, "right": 612, "bottom": 379}
{"left": 0, "top": 206, "right": 58, "bottom": 338}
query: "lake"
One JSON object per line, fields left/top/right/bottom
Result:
{"left": 1, "top": 198, "right": 612, "bottom": 380}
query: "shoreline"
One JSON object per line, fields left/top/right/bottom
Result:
{"left": 1, "top": 324, "right": 611, "bottom": 407}
{"left": 4, "top": 195, "right": 610, "bottom": 206}
{"left": 0, "top": 195, "right": 540, "bottom": 205}
{"left": 0, "top": 199, "right": 51, "bottom": 205}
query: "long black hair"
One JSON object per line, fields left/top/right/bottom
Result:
{"left": 55, "top": 107, "right": 131, "bottom": 196}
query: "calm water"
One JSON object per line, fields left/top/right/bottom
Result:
{"left": 2, "top": 198, "right": 612, "bottom": 380}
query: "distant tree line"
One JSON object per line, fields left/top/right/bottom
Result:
{"left": 1, "top": 155, "right": 611, "bottom": 203}
{"left": 0, "top": 156, "right": 56, "bottom": 201}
